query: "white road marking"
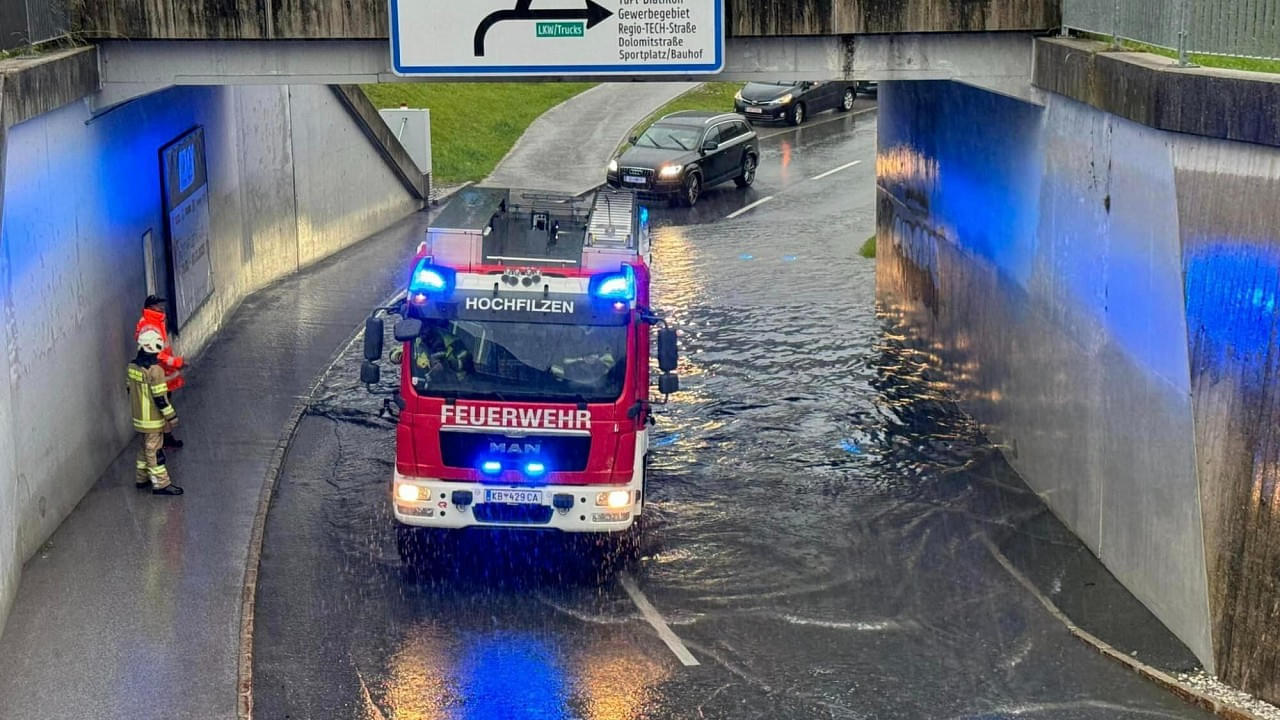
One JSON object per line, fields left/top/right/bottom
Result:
{"left": 811, "top": 160, "right": 862, "bottom": 181}
{"left": 619, "top": 572, "right": 700, "bottom": 666}
{"left": 725, "top": 195, "right": 775, "bottom": 220}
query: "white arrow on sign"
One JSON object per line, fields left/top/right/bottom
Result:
{"left": 475, "top": 0, "right": 614, "bottom": 56}
{"left": 389, "top": 0, "right": 725, "bottom": 77}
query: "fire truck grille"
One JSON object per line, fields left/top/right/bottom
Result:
{"left": 474, "top": 503, "right": 555, "bottom": 525}
{"left": 439, "top": 431, "right": 591, "bottom": 472}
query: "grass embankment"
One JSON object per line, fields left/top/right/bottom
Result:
{"left": 1126, "top": 42, "right": 1280, "bottom": 74}
{"left": 615, "top": 82, "right": 742, "bottom": 154}
{"left": 362, "top": 82, "right": 596, "bottom": 184}
{"left": 1077, "top": 33, "right": 1280, "bottom": 74}
{"left": 859, "top": 235, "right": 877, "bottom": 259}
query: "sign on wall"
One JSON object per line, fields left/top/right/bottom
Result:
{"left": 389, "top": 0, "right": 724, "bottom": 77}
{"left": 160, "top": 127, "right": 214, "bottom": 330}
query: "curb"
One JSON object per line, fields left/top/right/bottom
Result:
{"left": 980, "top": 535, "right": 1266, "bottom": 720}
{"left": 235, "top": 190, "right": 465, "bottom": 720}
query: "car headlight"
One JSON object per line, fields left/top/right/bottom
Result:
{"left": 734, "top": 89, "right": 743, "bottom": 102}
{"left": 659, "top": 164, "right": 683, "bottom": 178}
{"left": 772, "top": 93, "right": 793, "bottom": 105}
{"left": 608, "top": 158, "right": 618, "bottom": 172}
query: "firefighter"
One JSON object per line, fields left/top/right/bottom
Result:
{"left": 551, "top": 328, "right": 617, "bottom": 384}
{"left": 135, "top": 295, "right": 185, "bottom": 448}
{"left": 128, "top": 329, "right": 184, "bottom": 496}
{"left": 413, "top": 324, "right": 472, "bottom": 385}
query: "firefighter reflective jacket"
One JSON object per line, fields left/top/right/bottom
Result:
{"left": 135, "top": 308, "right": 185, "bottom": 392}
{"left": 128, "top": 360, "right": 178, "bottom": 432}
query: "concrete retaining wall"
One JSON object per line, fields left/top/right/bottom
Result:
{"left": 1176, "top": 140, "right": 1280, "bottom": 700}
{"left": 875, "top": 79, "right": 1216, "bottom": 669}
{"left": 0, "top": 82, "right": 419, "bottom": 632}
{"left": 876, "top": 77, "right": 1280, "bottom": 703}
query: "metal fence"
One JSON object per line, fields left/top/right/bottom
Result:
{"left": 0, "top": 0, "right": 69, "bottom": 51}
{"left": 1063, "top": 0, "right": 1280, "bottom": 62}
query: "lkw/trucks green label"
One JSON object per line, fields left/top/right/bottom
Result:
{"left": 536, "top": 22, "right": 585, "bottom": 38}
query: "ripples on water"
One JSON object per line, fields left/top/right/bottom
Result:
{"left": 644, "top": 216, "right": 999, "bottom": 603}
{"left": 277, "top": 192, "right": 1197, "bottom": 718}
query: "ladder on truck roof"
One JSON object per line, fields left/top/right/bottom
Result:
{"left": 582, "top": 188, "right": 647, "bottom": 272}
{"left": 426, "top": 187, "right": 645, "bottom": 272}
{"left": 587, "top": 188, "right": 636, "bottom": 250}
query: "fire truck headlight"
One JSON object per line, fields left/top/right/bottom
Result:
{"left": 597, "top": 491, "right": 632, "bottom": 508}
{"left": 396, "top": 483, "right": 422, "bottom": 503}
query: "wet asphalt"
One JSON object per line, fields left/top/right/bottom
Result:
{"left": 252, "top": 102, "right": 1215, "bottom": 719}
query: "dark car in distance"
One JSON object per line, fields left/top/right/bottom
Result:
{"left": 606, "top": 111, "right": 759, "bottom": 207}
{"left": 734, "top": 80, "right": 860, "bottom": 125}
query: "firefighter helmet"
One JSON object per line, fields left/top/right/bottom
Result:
{"left": 137, "top": 328, "right": 165, "bottom": 354}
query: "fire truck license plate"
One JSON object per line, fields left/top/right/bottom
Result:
{"left": 486, "top": 489, "right": 543, "bottom": 504}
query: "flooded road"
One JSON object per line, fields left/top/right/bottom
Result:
{"left": 252, "top": 109, "right": 1213, "bottom": 719}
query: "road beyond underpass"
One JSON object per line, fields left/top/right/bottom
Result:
{"left": 252, "top": 109, "right": 1216, "bottom": 719}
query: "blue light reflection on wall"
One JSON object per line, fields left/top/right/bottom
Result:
{"left": 876, "top": 81, "right": 1044, "bottom": 290}
{"left": 3, "top": 86, "right": 226, "bottom": 315}
{"left": 455, "top": 632, "right": 569, "bottom": 720}
{"left": 1184, "top": 240, "right": 1280, "bottom": 391}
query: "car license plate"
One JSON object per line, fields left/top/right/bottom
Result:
{"left": 746, "top": 107, "right": 764, "bottom": 114}
{"left": 485, "top": 489, "right": 543, "bottom": 504}
{"left": 623, "top": 176, "right": 646, "bottom": 184}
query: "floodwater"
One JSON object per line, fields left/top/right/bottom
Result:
{"left": 253, "top": 109, "right": 1211, "bottom": 719}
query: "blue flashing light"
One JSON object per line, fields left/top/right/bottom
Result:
{"left": 414, "top": 268, "right": 447, "bottom": 291}
{"left": 639, "top": 206, "right": 650, "bottom": 225}
{"left": 589, "top": 265, "right": 636, "bottom": 302}
{"left": 524, "top": 462, "right": 547, "bottom": 477}
{"left": 481, "top": 460, "right": 502, "bottom": 475}
{"left": 408, "top": 258, "right": 455, "bottom": 296}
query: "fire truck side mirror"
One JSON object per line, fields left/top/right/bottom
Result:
{"left": 659, "top": 372, "right": 680, "bottom": 396}
{"left": 364, "top": 317, "right": 384, "bottom": 361}
{"left": 657, "top": 328, "right": 678, "bottom": 373}
{"left": 361, "top": 360, "right": 381, "bottom": 386}
{"left": 394, "top": 318, "right": 423, "bottom": 343}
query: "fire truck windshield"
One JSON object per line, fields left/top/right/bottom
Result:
{"left": 408, "top": 319, "right": 628, "bottom": 403}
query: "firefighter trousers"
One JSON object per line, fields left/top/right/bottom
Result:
{"left": 135, "top": 432, "right": 171, "bottom": 489}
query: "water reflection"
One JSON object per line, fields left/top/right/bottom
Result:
{"left": 254, "top": 123, "right": 1209, "bottom": 717}
{"left": 370, "top": 623, "right": 670, "bottom": 720}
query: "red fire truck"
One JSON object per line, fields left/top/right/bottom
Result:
{"left": 360, "top": 187, "right": 679, "bottom": 564}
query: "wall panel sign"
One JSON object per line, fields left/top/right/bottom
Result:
{"left": 160, "top": 126, "right": 214, "bottom": 330}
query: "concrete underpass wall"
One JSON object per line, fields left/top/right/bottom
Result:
{"left": 874, "top": 81, "right": 1217, "bottom": 669}
{"left": 0, "top": 83, "right": 418, "bottom": 631}
{"left": 1176, "top": 141, "right": 1280, "bottom": 697}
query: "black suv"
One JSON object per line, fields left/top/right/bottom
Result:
{"left": 607, "top": 112, "right": 759, "bottom": 207}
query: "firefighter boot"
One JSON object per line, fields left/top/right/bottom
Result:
{"left": 163, "top": 432, "right": 184, "bottom": 449}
